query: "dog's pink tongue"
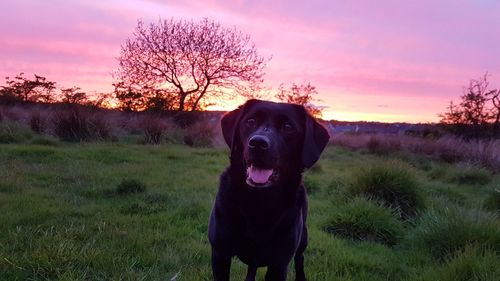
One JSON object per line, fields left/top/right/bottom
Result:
{"left": 247, "top": 166, "right": 273, "bottom": 184}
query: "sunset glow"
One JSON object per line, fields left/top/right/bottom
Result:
{"left": 1, "top": 0, "right": 499, "bottom": 122}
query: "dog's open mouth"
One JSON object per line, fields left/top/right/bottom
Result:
{"left": 246, "top": 165, "right": 279, "bottom": 188}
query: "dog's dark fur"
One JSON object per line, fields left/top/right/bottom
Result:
{"left": 208, "top": 100, "right": 329, "bottom": 281}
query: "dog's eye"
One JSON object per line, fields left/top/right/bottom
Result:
{"left": 246, "top": 118, "right": 256, "bottom": 128}
{"left": 283, "top": 123, "right": 294, "bottom": 132}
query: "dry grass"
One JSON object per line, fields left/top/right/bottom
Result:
{"left": 0, "top": 104, "right": 224, "bottom": 147}
{"left": 331, "top": 133, "right": 500, "bottom": 172}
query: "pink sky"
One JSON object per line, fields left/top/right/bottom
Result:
{"left": 1, "top": 0, "right": 499, "bottom": 122}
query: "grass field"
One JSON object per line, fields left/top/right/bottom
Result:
{"left": 1, "top": 141, "right": 499, "bottom": 280}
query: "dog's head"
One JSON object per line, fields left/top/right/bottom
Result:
{"left": 221, "top": 99, "right": 330, "bottom": 188}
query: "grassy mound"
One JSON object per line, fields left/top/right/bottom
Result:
{"left": 414, "top": 247, "right": 500, "bottom": 281}
{"left": 323, "top": 197, "right": 404, "bottom": 246}
{"left": 484, "top": 189, "right": 500, "bottom": 212}
{"left": 348, "top": 160, "right": 424, "bottom": 219}
{"left": 448, "top": 163, "right": 492, "bottom": 185}
{"left": 115, "top": 179, "right": 147, "bottom": 195}
{"left": 407, "top": 207, "right": 500, "bottom": 260}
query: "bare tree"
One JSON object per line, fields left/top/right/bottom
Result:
{"left": 486, "top": 88, "right": 500, "bottom": 134}
{"left": 115, "top": 18, "right": 268, "bottom": 112}
{"left": 276, "top": 82, "right": 323, "bottom": 118}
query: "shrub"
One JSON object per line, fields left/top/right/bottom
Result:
{"left": 29, "top": 111, "right": 47, "bottom": 134}
{"left": 172, "top": 111, "right": 201, "bottom": 128}
{"left": 0, "top": 122, "right": 34, "bottom": 143}
{"left": 414, "top": 247, "right": 500, "bottom": 281}
{"left": 407, "top": 207, "right": 500, "bottom": 261}
{"left": 53, "top": 108, "right": 91, "bottom": 142}
{"left": 447, "top": 163, "right": 492, "bottom": 185}
{"left": 484, "top": 190, "right": 500, "bottom": 212}
{"left": 115, "top": 179, "right": 147, "bottom": 195}
{"left": 88, "top": 114, "right": 112, "bottom": 140}
{"left": 141, "top": 116, "right": 166, "bottom": 144}
{"left": 182, "top": 120, "right": 216, "bottom": 147}
{"left": 53, "top": 108, "right": 113, "bottom": 142}
{"left": 348, "top": 160, "right": 424, "bottom": 220}
{"left": 366, "top": 135, "right": 401, "bottom": 155}
{"left": 323, "top": 198, "right": 404, "bottom": 246}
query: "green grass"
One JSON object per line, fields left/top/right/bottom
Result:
{"left": 323, "top": 197, "right": 404, "bottom": 246}
{"left": 0, "top": 143, "right": 499, "bottom": 280}
{"left": 406, "top": 207, "right": 500, "bottom": 261}
{"left": 347, "top": 160, "right": 425, "bottom": 220}
{"left": 484, "top": 189, "right": 500, "bottom": 212}
{"left": 412, "top": 246, "right": 500, "bottom": 281}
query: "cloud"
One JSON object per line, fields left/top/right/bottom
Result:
{"left": 0, "top": 0, "right": 499, "bottom": 122}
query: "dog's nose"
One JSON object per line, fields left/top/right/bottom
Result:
{"left": 248, "top": 135, "right": 270, "bottom": 150}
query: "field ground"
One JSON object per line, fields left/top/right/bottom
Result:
{"left": 0, "top": 142, "right": 499, "bottom": 280}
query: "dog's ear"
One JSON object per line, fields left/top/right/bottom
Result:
{"left": 221, "top": 99, "right": 259, "bottom": 148}
{"left": 302, "top": 111, "right": 330, "bottom": 169}
{"left": 221, "top": 107, "right": 241, "bottom": 148}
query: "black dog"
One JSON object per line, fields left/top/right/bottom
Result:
{"left": 209, "top": 100, "right": 329, "bottom": 281}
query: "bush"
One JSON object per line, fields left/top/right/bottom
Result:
{"left": 447, "top": 163, "right": 492, "bottom": 185}
{"left": 89, "top": 114, "right": 112, "bottom": 140}
{"left": 115, "top": 179, "right": 147, "bottom": 195}
{"left": 141, "top": 116, "right": 167, "bottom": 144}
{"left": 182, "top": 120, "right": 216, "bottom": 147}
{"left": 348, "top": 160, "right": 424, "bottom": 220}
{"left": 414, "top": 247, "right": 500, "bottom": 281}
{"left": 53, "top": 108, "right": 112, "bottom": 142}
{"left": 407, "top": 207, "right": 500, "bottom": 260}
{"left": 29, "top": 111, "right": 47, "bottom": 134}
{"left": 53, "top": 108, "right": 91, "bottom": 142}
{"left": 367, "top": 135, "right": 401, "bottom": 155}
{"left": 484, "top": 190, "right": 500, "bottom": 212}
{"left": 172, "top": 111, "right": 201, "bottom": 128}
{"left": 323, "top": 198, "right": 404, "bottom": 246}
{"left": 0, "top": 122, "right": 34, "bottom": 143}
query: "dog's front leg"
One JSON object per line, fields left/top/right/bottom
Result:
{"left": 211, "top": 250, "right": 231, "bottom": 281}
{"left": 245, "top": 265, "right": 257, "bottom": 281}
{"left": 265, "top": 264, "right": 288, "bottom": 281}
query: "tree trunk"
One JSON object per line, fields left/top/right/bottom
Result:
{"left": 178, "top": 92, "right": 187, "bottom": 111}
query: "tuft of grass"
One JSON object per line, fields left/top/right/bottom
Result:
{"left": 115, "top": 179, "right": 147, "bottom": 195}
{"left": 0, "top": 122, "right": 35, "bottom": 143}
{"left": 29, "top": 135, "right": 60, "bottom": 146}
{"left": 309, "top": 163, "right": 324, "bottom": 173}
{"left": 484, "top": 189, "right": 500, "bottom": 212}
{"left": 303, "top": 176, "right": 322, "bottom": 194}
{"left": 407, "top": 207, "right": 500, "bottom": 261}
{"left": 348, "top": 160, "right": 424, "bottom": 220}
{"left": 413, "top": 247, "right": 500, "bottom": 281}
{"left": 428, "top": 165, "right": 450, "bottom": 180}
{"left": 447, "top": 163, "right": 492, "bottom": 185}
{"left": 323, "top": 198, "right": 404, "bottom": 246}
